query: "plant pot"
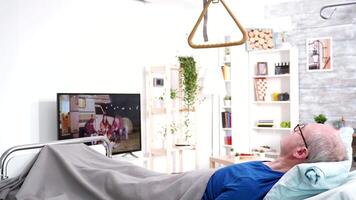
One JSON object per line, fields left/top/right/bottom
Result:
{"left": 224, "top": 100, "right": 231, "bottom": 106}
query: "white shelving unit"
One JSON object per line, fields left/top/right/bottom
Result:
{"left": 218, "top": 36, "right": 233, "bottom": 156}
{"left": 145, "top": 65, "right": 179, "bottom": 172}
{"left": 248, "top": 46, "right": 299, "bottom": 152}
{"left": 145, "top": 65, "right": 199, "bottom": 173}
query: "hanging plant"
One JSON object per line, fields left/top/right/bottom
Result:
{"left": 178, "top": 56, "right": 198, "bottom": 111}
{"left": 178, "top": 56, "right": 198, "bottom": 143}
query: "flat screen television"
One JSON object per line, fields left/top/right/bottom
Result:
{"left": 57, "top": 93, "right": 141, "bottom": 155}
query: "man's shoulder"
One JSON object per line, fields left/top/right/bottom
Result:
{"left": 229, "top": 161, "right": 267, "bottom": 170}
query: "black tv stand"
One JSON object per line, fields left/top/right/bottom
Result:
{"left": 121, "top": 152, "right": 138, "bottom": 158}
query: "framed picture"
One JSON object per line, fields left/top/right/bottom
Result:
{"left": 246, "top": 28, "right": 274, "bottom": 51}
{"left": 306, "top": 37, "right": 333, "bottom": 72}
{"left": 256, "top": 62, "right": 268, "bottom": 75}
{"left": 153, "top": 78, "right": 164, "bottom": 87}
{"left": 254, "top": 78, "right": 267, "bottom": 101}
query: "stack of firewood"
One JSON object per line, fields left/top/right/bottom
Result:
{"left": 246, "top": 29, "right": 274, "bottom": 50}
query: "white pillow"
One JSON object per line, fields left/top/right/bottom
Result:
{"left": 305, "top": 170, "right": 356, "bottom": 200}
{"left": 263, "top": 127, "right": 354, "bottom": 200}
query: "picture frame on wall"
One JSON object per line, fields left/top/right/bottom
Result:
{"left": 306, "top": 37, "right": 333, "bottom": 72}
{"left": 256, "top": 62, "right": 268, "bottom": 75}
{"left": 245, "top": 28, "right": 274, "bottom": 51}
{"left": 254, "top": 78, "right": 267, "bottom": 101}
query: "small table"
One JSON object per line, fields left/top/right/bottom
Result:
{"left": 209, "top": 155, "right": 272, "bottom": 168}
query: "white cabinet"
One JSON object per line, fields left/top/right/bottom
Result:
{"left": 248, "top": 47, "right": 299, "bottom": 152}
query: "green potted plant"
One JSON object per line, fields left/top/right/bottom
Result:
{"left": 224, "top": 96, "right": 231, "bottom": 106}
{"left": 158, "top": 122, "right": 179, "bottom": 148}
{"left": 170, "top": 89, "right": 177, "bottom": 100}
{"left": 314, "top": 114, "right": 327, "bottom": 124}
{"left": 155, "top": 93, "right": 165, "bottom": 109}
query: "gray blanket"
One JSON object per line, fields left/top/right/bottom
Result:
{"left": 0, "top": 144, "right": 214, "bottom": 200}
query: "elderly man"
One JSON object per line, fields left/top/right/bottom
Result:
{"left": 202, "top": 123, "right": 346, "bottom": 200}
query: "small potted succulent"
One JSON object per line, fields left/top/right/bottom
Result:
{"left": 155, "top": 94, "right": 165, "bottom": 109}
{"left": 224, "top": 96, "right": 231, "bottom": 106}
{"left": 170, "top": 89, "right": 177, "bottom": 100}
{"left": 314, "top": 114, "right": 327, "bottom": 124}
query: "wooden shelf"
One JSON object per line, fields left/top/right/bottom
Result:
{"left": 252, "top": 127, "right": 291, "bottom": 131}
{"left": 221, "top": 106, "right": 232, "bottom": 109}
{"left": 252, "top": 74, "right": 290, "bottom": 78}
{"left": 179, "top": 108, "right": 195, "bottom": 112}
{"left": 151, "top": 108, "right": 166, "bottom": 114}
{"left": 222, "top": 128, "right": 232, "bottom": 131}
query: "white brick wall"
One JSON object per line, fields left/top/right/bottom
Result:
{"left": 266, "top": 0, "right": 356, "bottom": 127}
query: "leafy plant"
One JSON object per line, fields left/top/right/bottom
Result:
{"left": 169, "top": 122, "right": 178, "bottom": 135}
{"left": 178, "top": 56, "right": 198, "bottom": 143}
{"left": 170, "top": 89, "right": 177, "bottom": 100}
{"left": 314, "top": 114, "right": 327, "bottom": 124}
{"left": 159, "top": 122, "right": 178, "bottom": 139}
{"left": 178, "top": 56, "right": 198, "bottom": 111}
{"left": 224, "top": 96, "right": 231, "bottom": 100}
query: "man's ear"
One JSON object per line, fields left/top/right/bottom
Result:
{"left": 293, "top": 147, "right": 308, "bottom": 159}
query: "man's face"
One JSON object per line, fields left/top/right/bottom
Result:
{"left": 280, "top": 124, "right": 308, "bottom": 156}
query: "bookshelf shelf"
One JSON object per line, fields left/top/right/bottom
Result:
{"left": 222, "top": 128, "right": 232, "bottom": 131}
{"left": 222, "top": 144, "right": 233, "bottom": 149}
{"left": 222, "top": 106, "right": 232, "bottom": 109}
{"left": 253, "top": 101, "right": 290, "bottom": 104}
{"left": 248, "top": 48, "right": 290, "bottom": 54}
{"left": 252, "top": 74, "right": 290, "bottom": 78}
{"left": 252, "top": 127, "right": 291, "bottom": 131}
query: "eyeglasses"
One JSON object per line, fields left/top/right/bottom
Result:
{"left": 293, "top": 123, "right": 308, "bottom": 149}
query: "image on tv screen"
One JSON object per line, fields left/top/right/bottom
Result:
{"left": 57, "top": 93, "right": 141, "bottom": 155}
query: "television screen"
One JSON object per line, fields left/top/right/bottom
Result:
{"left": 57, "top": 93, "right": 141, "bottom": 155}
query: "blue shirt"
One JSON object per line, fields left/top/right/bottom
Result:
{"left": 202, "top": 161, "right": 284, "bottom": 200}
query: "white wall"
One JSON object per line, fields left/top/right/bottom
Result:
{"left": 0, "top": 0, "right": 296, "bottom": 168}
{"left": 0, "top": 0, "right": 223, "bottom": 159}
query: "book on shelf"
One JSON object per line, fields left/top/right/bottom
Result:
{"left": 221, "top": 64, "right": 231, "bottom": 81}
{"left": 225, "top": 136, "right": 232, "bottom": 145}
{"left": 221, "top": 111, "right": 232, "bottom": 128}
{"left": 258, "top": 120, "right": 273, "bottom": 123}
{"left": 256, "top": 124, "right": 274, "bottom": 127}
{"left": 256, "top": 120, "right": 274, "bottom": 127}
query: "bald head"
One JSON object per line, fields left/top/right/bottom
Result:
{"left": 303, "top": 123, "right": 346, "bottom": 162}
